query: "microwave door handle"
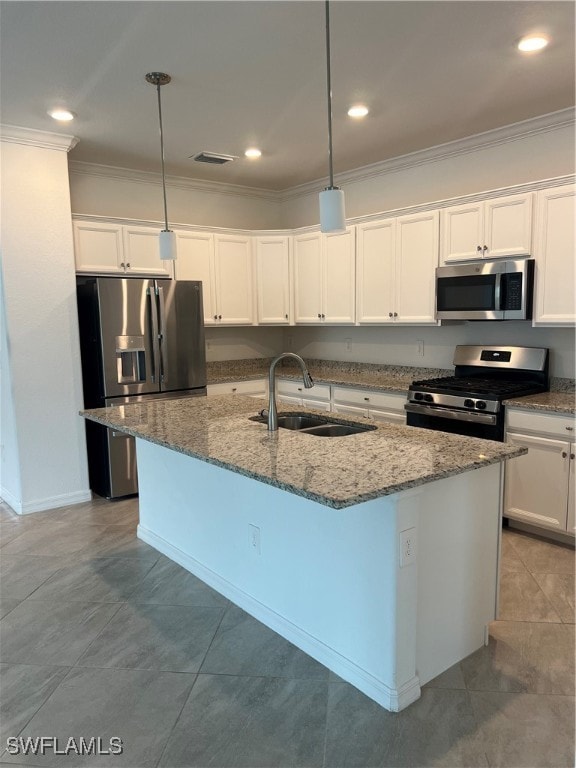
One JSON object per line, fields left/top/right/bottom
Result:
{"left": 147, "top": 287, "right": 160, "bottom": 384}
{"left": 494, "top": 272, "right": 506, "bottom": 318}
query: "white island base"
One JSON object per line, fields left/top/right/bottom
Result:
{"left": 136, "top": 438, "right": 502, "bottom": 713}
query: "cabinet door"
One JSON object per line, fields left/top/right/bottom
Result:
{"left": 73, "top": 221, "right": 123, "bottom": 273}
{"left": 568, "top": 444, "right": 576, "bottom": 536}
{"left": 123, "top": 226, "right": 173, "bottom": 277}
{"left": 505, "top": 433, "right": 570, "bottom": 532}
{"left": 395, "top": 210, "right": 439, "bottom": 324}
{"left": 534, "top": 184, "right": 576, "bottom": 325}
{"left": 484, "top": 193, "right": 533, "bottom": 259}
{"left": 293, "top": 233, "right": 323, "bottom": 323}
{"left": 174, "top": 231, "right": 216, "bottom": 324}
{"left": 214, "top": 235, "right": 254, "bottom": 325}
{"left": 440, "top": 203, "right": 483, "bottom": 263}
{"left": 356, "top": 220, "right": 395, "bottom": 323}
{"left": 323, "top": 228, "right": 355, "bottom": 324}
{"left": 255, "top": 236, "right": 291, "bottom": 324}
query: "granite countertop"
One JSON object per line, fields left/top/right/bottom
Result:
{"left": 504, "top": 391, "right": 576, "bottom": 415}
{"left": 207, "top": 358, "right": 576, "bottom": 413}
{"left": 81, "top": 395, "right": 525, "bottom": 509}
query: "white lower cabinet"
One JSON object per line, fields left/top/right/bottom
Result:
{"left": 207, "top": 379, "right": 267, "bottom": 398}
{"left": 331, "top": 386, "right": 406, "bottom": 424}
{"left": 276, "top": 379, "right": 331, "bottom": 411}
{"left": 505, "top": 409, "right": 576, "bottom": 536}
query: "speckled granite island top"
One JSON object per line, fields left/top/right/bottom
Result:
{"left": 82, "top": 395, "right": 526, "bottom": 509}
{"left": 504, "top": 391, "right": 576, "bottom": 415}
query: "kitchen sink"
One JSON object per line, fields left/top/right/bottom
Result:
{"left": 250, "top": 412, "right": 377, "bottom": 437}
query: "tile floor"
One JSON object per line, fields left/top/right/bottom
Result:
{"left": 0, "top": 496, "right": 573, "bottom": 768}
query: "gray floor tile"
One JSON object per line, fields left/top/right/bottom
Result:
{"left": 158, "top": 673, "right": 328, "bottom": 767}
{"left": 0, "top": 599, "right": 120, "bottom": 666}
{"left": 200, "top": 604, "right": 330, "bottom": 680}
{"left": 45, "top": 498, "right": 139, "bottom": 528}
{"left": 507, "top": 531, "right": 575, "bottom": 575}
{"left": 498, "top": 570, "right": 561, "bottom": 622}
{"left": 0, "top": 524, "right": 29, "bottom": 548}
{"left": 461, "top": 620, "right": 575, "bottom": 695}
{"left": 324, "top": 683, "right": 488, "bottom": 767}
{"left": 130, "top": 555, "right": 229, "bottom": 607}
{"left": 28, "top": 557, "right": 156, "bottom": 603}
{"left": 0, "top": 600, "right": 22, "bottom": 620}
{"left": 423, "top": 661, "right": 467, "bottom": 690}
{"left": 471, "top": 690, "right": 575, "bottom": 768}
{"left": 77, "top": 602, "right": 224, "bottom": 673}
{"left": 0, "top": 556, "right": 67, "bottom": 600}
{"left": 0, "top": 524, "right": 108, "bottom": 557}
{"left": 76, "top": 525, "right": 160, "bottom": 563}
{"left": 532, "top": 572, "right": 575, "bottom": 623}
{"left": 0, "top": 663, "right": 70, "bottom": 743}
{"left": 499, "top": 532, "right": 529, "bottom": 574}
{"left": 0, "top": 666, "right": 195, "bottom": 767}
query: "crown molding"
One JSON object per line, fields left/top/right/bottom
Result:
{"left": 68, "top": 161, "right": 280, "bottom": 203}
{"left": 0, "top": 124, "right": 79, "bottom": 152}
{"left": 278, "top": 107, "right": 576, "bottom": 201}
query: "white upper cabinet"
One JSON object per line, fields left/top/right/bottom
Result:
{"left": 255, "top": 235, "right": 291, "bottom": 324}
{"left": 357, "top": 211, "right": 439, "bottom": 324}
{"left": 533, "top": 184, "right": 576, "bottom": 326}
{"left": 440, "top": 193, "right": 533, "bottom": 264}
{"left": 174, "top": 231, "right": 254, "bottom": 325}
{"left": 293, "top": 229, "right": 355, "bottom": 324}
{"left": 74, "top": 220, "right": 173, "bottom": 277}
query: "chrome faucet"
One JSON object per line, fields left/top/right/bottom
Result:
{"left": 264, "top": 353, "right": 313, "bottom": 431}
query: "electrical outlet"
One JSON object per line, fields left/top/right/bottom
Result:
{"left": 345, "top": 338, "right": 352, "bottom": 352}
{"left": 249, "top": 524, "right": 261, "bottom": 555}
{"left": 399, "top": 527, "right": 417, "bottom": 567}
{"left": 417, "top": 340, "right": 425, "bottom": 357}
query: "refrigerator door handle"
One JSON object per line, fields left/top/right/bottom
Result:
{"left": 157, "top": 285, "right": 167, "bottom": 385}
{"left": 147, "top": 287, "right": 160, "bottom": 384}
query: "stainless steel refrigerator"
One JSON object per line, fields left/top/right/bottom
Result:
{"left": 76, "top": 276, "right": 206, "bottom": 498}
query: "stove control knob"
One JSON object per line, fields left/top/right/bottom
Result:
{"left": 476, "top": 400, "right": 487, "bottom": 410}
{"left": 414, "top": 392, "right": 424, "bottom": 401}
{"left": 424, "top": 394, "right": 434, "bottom": 403}
{"left": 464, "top": 399, "right": 475, "bottom": 408}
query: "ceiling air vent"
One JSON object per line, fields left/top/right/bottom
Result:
{"left": 191, "top": 151, "right": 238, "bottom": 165}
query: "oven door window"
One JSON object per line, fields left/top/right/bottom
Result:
{"left": 436, "top": 274, "right": 497, "bottom": 312}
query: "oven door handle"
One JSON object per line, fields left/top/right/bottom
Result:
{"left": 404, "top": 403, "right": 497, "bottom": 425}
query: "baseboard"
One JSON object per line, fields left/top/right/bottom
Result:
{"left": 138, "top": 523, "right": 421, "bottom": 712}
{"left": 0, "top": 487, "right": 92, "bottom": 515}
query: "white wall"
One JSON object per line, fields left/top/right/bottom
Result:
{"left": 282, "top": 324, "right": 576, "bottom": 380}
{"left": 69, "top": 164, "right": 282, "bottom": 230}
{"left": 0, "top": 130, "right": 91, "bottom": 513}
{"left": 281, "top": 113, "right": 576, "bottom": 228}
{"left": 205, "top": 326, "right": 284, "bottom": 362}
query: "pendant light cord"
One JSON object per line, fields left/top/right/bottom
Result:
{"left": 155, "top": 82, "right": 170, "bottom": 232}
{"left": 324, "top": 0, "right": 335, "bottom": 190}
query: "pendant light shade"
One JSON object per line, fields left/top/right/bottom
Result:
{"left": 146, "top": 72, "right": 177, "bottom": 261}
{"left": 319, "top": 0, "right": 346, "bottom": 234}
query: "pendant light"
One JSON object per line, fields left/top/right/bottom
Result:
{"left": 145, "top": 72, "right": 176, "bottom": 261}
{"left": 319, "top": 0, "right": 346, "bottom": 234}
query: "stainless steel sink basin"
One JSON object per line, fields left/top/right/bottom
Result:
{"left": 250, "top": 412, "right": 376, "bottom": 437}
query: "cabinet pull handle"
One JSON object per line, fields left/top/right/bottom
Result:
{"left": 232, "top": 387, "right": 237, "bottom": 393}
{"left": 562, "top": 451, "right": 568, "bottom": 458}
{"left": 364, "top": 397, "right": 370, "bottom": 402}
{"left": 566, "top": 426, "right": 574, "bottom": 431}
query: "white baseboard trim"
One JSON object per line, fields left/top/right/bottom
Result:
{"left": 0, "top": 487, "right": 92, "bottom": 515}
{"left": 138, "top": 524, "right": 421, "bottom": 712}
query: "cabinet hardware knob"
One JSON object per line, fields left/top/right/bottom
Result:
{"left": 476, "top": 246, "right": 482, "bottom": 252}
{"left": 562, "top": 451, "right": 568, "bottom": 458}
{"left": 285, "top": 314, "right": 288, "bottom": 319}
{"left": 232, "top": 387, "right": 237, "bottom": 393}
{"left": 120, "top": 262, "right": 125, "bottom": 268}
{"left": 571, "top": 454, "right": 575, "bottom": 460}
{"left": 318, "top": 313, "right": 321, "bottom": 318}
{"left": 219, "top": 315, "right": 222, "bottom": 320}
{"left": 126, "top": 262, "right": 131, "bottom": 268}
{"left": 321, "top": 314, "right": 325, "bottom": 319}
{"left": 393, "top": 312, "right": 398, "bottom": 317}
{"left": 482, "top": 246, "right": 488, "bottom": 252}
{"left": 213, "top": 315, "right": 218, "bottom": 320}
{"left": 389, "top": 312, "right": 393, "bottom": 317}
{"left": 298, "top": 387, "right": 302, "bottom": 392}
{"left": 364, "top": 397, "right": 370, "bottom": 402}
{"left": 566, "top": 426, "right": 574, "bottom": 431}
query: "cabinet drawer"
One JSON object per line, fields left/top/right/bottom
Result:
{"left": 332, "top": 386, "right": 406, "bottom": 413}
{"left": 277, "top": 379, "right": 331, "bottom": 401}
{"left": 506, "top": 408, "right": 576, "bottom": 438}
{"left": 207, "top": 379, "right": 266, "bottom": 397}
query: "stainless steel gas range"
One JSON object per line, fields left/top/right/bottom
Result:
{"left": 405, "top": 345, "right": 549, "bottom": 442}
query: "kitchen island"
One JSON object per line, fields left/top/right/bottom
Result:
{"left": 82, "top": 395, "right": 525, "bottom": 712}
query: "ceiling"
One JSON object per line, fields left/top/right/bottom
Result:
{"left": 1, "top": 1, "right": 574, "bottom": 191}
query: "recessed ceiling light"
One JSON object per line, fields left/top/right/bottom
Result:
{"left": 347, "top": 105, "right": 369, "bottom": 119}
{"left": 518, "top": 36, "right": 549, "bottom": 52}
{"left": 48, "top": 108, "right": 75, "bottom": 122}
{"left": 245, "top": 148, "right": 262, "bottom": 159}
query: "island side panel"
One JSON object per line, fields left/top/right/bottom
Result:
{"left": 135, "top": 438, "right": 421, "bottom": 712}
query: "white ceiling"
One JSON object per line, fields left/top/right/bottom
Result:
{"left": 1, "top": 1, "right": 574, "bottom": 191}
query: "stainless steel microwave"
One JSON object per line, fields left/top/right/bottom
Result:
{"left": 436, "top": 258, "right": 535, "bottom": 321}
